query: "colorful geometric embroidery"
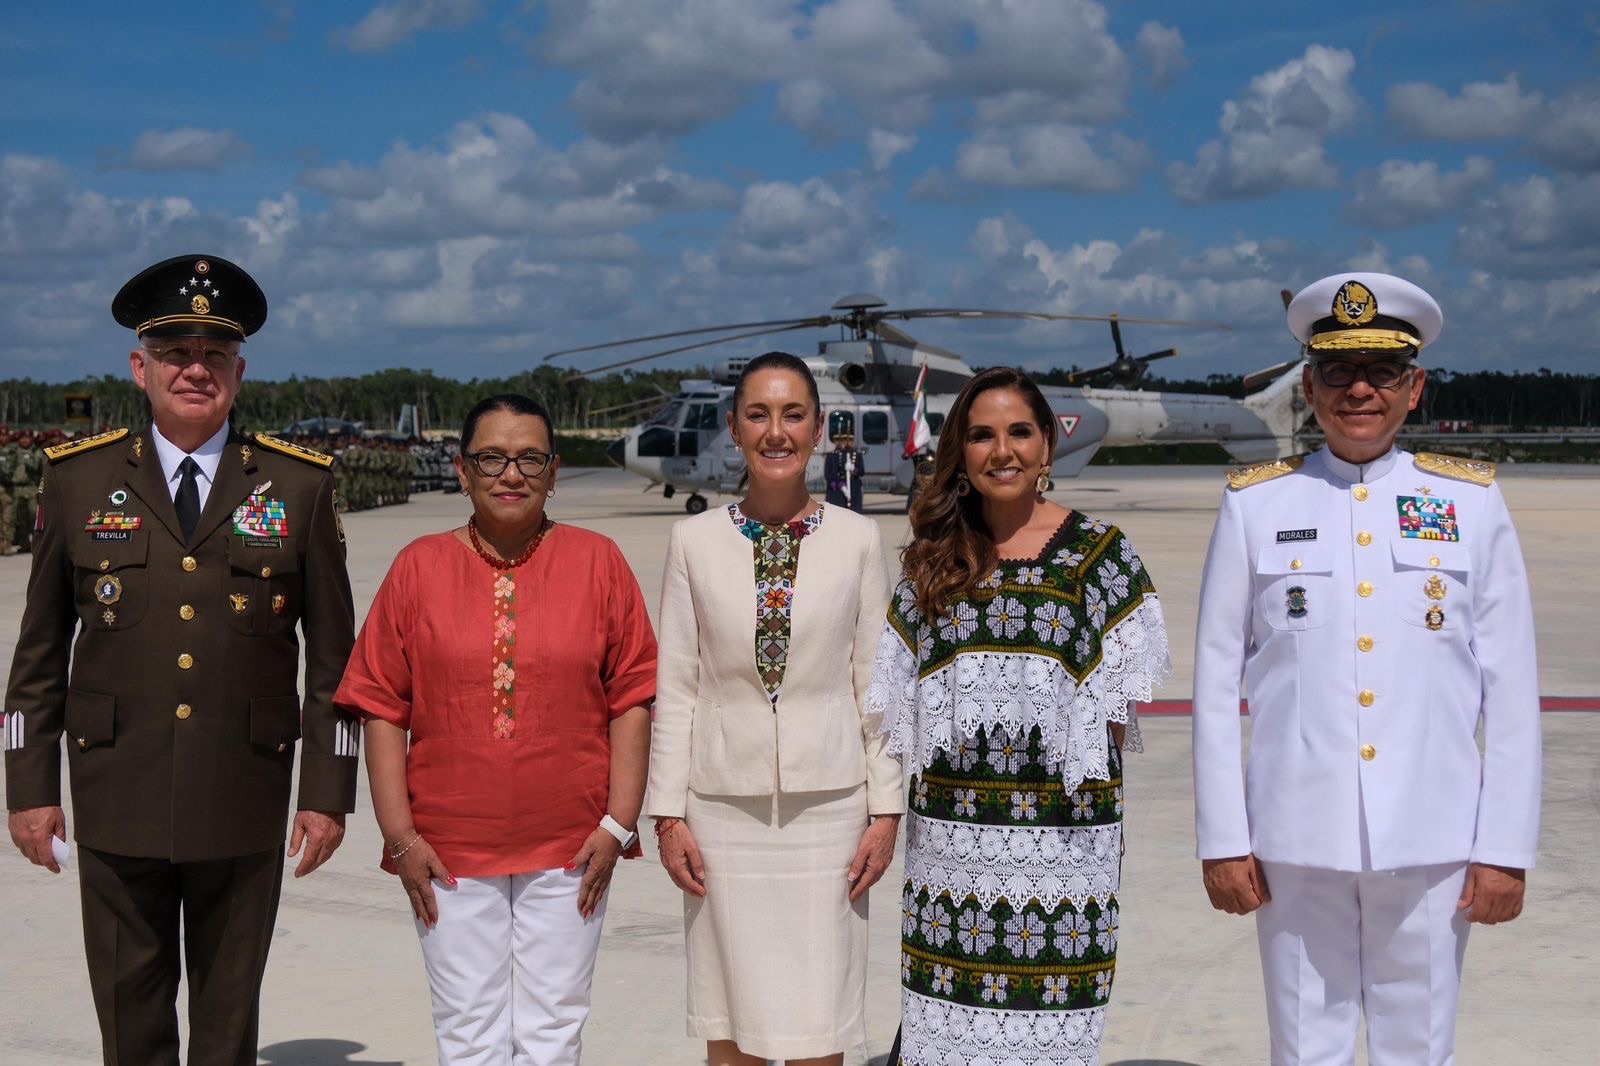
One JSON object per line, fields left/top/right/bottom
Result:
{"left": 1395, "top": 494, "right": 1459, "bottom": 541}
{"left": 491, "top": 573, "right": 517, "bottom": 738}
{"left": 233, "top": 494, "right": 288, "bottom": 538}
{"left": 728, "top": 502, "right": 824, "bottom": 702}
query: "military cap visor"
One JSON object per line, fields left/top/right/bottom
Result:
{"left": 113, "top": 254, "right": 268, "bottom": 340}
{"left": 1287, "top": 271, "right": 1442, "bottom": 357}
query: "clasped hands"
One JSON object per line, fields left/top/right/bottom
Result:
{"left": 656, "top": 813, "right": 901, "bottom": 903}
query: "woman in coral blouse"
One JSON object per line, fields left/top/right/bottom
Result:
{"left": 335, "top": 394, "right": 656, "bottom": 1066}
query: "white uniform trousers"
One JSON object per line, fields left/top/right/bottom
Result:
{"left": 1256, "top": 861, "right": 1470, "bottom": 1066}
{"left": 417, "top": 866, "right": 607, "bottom": 1066}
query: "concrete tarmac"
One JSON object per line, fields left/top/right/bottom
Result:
{"left": 1, "top": 464, "right": 1596, "bottom": 1064}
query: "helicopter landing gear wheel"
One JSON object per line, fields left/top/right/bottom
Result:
{"left": 685, "top": 494, "right": 709, "bottom": 515}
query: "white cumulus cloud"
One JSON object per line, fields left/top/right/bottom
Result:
{"left": 128, "top": 127, "right": 253, "bottom": 173}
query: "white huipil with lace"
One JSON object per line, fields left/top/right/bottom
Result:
{"left": 866, "top": 512, "right": 1170, "bottom": 1066}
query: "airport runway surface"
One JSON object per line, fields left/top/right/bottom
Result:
{"left": 1, "top": 464, "right": 1595, "bottom": 1064}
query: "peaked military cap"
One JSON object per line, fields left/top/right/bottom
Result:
{"left": 1286, "top": 271, "right": 1442, "bottom": 357}
{"left": 112, "top": 254, "right": 267, "bottom": 340}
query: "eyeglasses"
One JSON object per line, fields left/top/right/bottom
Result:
{"left": 143, "top": 344, "right": 238, "bottom": 371}
{"left": 1313, "top": 360, "right": 1414, "bottom": 390}
{"left": 462, "top": 451, "right": 555, "bottom": 478}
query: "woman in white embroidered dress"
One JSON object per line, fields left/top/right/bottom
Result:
{"left": 866, "top": 368, "right": 1170, "bottom": 1066}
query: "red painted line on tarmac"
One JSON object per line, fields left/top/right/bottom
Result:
{"left": 1142, "top": 698, "right": 1599, "bottom": 715}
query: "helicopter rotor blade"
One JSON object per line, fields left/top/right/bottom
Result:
{"left": 557, "top": 320, "right": 826, "bottom": 381}
{"left": 1280, "top": 288, "right": 1294, "bottom": 310}
{"left": 542, "top": 315, "right": 835, "bottom": 362}
{"left": 1139, "top": 348, "right": 1178, "bottom": 364}
{"left": 880, "top": 308, "right": 1233, "bottom": 331}
{"left": 1109, "top": 316, "right": 1127, "bottom": 359}
{"left": 865, "top": 320, "right": 971, "bottom": 363}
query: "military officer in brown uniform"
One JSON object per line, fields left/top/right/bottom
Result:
{"left": 3, "top": 254, "right": 359, "bottom": 1066}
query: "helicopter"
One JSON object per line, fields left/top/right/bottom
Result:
{"left": 544, "top": 294, "right": 1307, "bottom": 514}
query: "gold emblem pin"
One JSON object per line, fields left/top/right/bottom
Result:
{"left": 1425, "top": 605, "right": 1445, "bottom": 631}
{"left": 132, "top": 437, "right": 144, "bottom": 459}
{"left": 230, "top": 592, "right": 250, "bottom": 613}
{"left": 94, "top": 574, "right": 123, "bottom": 605}
{"left": 272, "top": 593, "right": 285, "bottom": 615}
{"left": 1424, "top": 575, "right": 1446, "bottom": 601}
{"left": 192, "top": 294, "right": 211, "bottom": 315}
{"left": 101, "top": 608, "right": 116, "bottom": 625}
{"left": 241, "top": 445, "right": 253, "bottom": 466}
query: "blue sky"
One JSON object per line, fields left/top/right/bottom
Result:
{"left": 3, "top": 0, "right": 1597, "bottom": 383}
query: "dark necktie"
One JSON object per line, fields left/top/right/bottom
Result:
{"left": 176, "top": 457, "right": 201, "bottom": 540}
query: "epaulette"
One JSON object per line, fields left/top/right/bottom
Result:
{"left": 1226, "top": 455, "right": 1304, "bottom": 490}
{"left": 1415, "top": 452, "right": 1495, "bottom": 486}
{"left": 43, "top": 428, "right": 128, "bottom": 463}
{"left": 253, "top": 433, "right": 335, "bottom": 469}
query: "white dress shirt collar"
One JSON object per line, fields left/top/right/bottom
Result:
{"left": 150, "top": 422, "right": 230, "bottom": 508}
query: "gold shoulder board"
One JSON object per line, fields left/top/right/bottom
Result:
{"left": 43, "top": 427, "right": 129, "bottom": 463}
{"left": 1414, "top": 452, "right": 1496, "bottom": 486}
{"left": 253, "top": 433, "right": 335, "bottom": 469}
{"left": 1227, "top": 455, "right": 1305, "bottom": 490}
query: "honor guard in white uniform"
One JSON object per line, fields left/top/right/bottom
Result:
{"left": 1192, "top": 272, "right": 1541, "bottom": 1065}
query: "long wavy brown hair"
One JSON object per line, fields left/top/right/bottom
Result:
{"left": 902, "top": 367, "right": 1059, "bottom": 619}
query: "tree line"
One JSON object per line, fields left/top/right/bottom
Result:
{"left": 1, "top": 365, "right": 1595, "bottom": 434}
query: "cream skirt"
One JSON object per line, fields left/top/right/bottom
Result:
{"left": 683, "top": 783, "right": 869, "bottom": 1059}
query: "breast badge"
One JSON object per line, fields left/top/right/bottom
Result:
{"left": 1395, "top": 492, "right": 1459, "bottom": 542}
{"left": 1286, "top": 585, "right": 1309, "bottom": 619}
{"left": 272, "top": 594, "right": 286, "bottom": 615}
{"left": 94, "top": 575, "right": 123, "bottom": 605}
{"left": 1424, "top": 575, "right": 1447, "bottom": 601}
{"left": 1425, "top": 605, "right": 1445, "bottom": 631}
{"left": 229, "top": 593, "right": 250, "bottom": 614}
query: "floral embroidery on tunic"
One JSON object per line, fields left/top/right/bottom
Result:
{"left": 728, "top": 502, "right": 824, "bottom": 703}
{"left": 491, "top": 572, "right": 517, "bottom": 738}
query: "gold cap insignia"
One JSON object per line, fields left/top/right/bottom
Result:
{"left": 1332, "top": 280, "right": 1377, "bottom": 327}
{"left": 191, "top": 294, "right": 210, "bottom": 314}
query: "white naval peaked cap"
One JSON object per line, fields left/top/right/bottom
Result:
{"left": 1286, "top": 271, "right": 1443, "bottom": 356}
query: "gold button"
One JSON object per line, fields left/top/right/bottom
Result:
{"left": 259, "top": 566, "right": 272, "bottom": 579}
{"left": 1357, "top": 635, "right": 1374, "bottom": 652}
{"left": 1356, "top": 531, "right": 1372, "bottom": 546}
{"left": 1353, "top": 486, "right": 1369, "bottom": 501}
{"left": 182, "top": 556, "right": 198, "bottom": 572}
{"left": 178, "top": 653, "right": 194, "bottom": 670}
{"left": 78, "top": 737, "right": 87, "bottom": 750}
{"left": 1357, "top": 581, "right": 1374, "bottom": 597}
{"left": 175, "top": 704, "right": 192, "bottom": 720}
{"left": 179, "top": 604, "right": 195, "bottom": 621}
{"left": 1360, "top": 743, "right": 1377, "bottom": 761}
{"left": 1290, "top": 558, "right": 1302, "bottom": 571}
{"left": 276, "top": 743, "right": 287, "bottom": 753}
{"left": 1359, "top": 690, "right": 1375, "bottom": 707}
{"left": 98, "top": 559, "right": 110, "bottom": 572}
{"left": 1430, "top": 556, "right": 1441, "bottom": 567}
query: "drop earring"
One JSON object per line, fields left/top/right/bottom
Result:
{"left": 955, "top": 472, "right": 971, "bottom": 497}
{"left": 1035, "top": 466, "right": 1052, "bottom": 494}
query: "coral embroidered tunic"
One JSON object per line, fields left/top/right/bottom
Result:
{"left": 335, "top": 525, "right": 657, "bottom": 877}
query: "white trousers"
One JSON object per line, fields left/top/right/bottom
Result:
{"left": 1256, "top": 861, "right": 1470, "bottom": 1066}
{"left": 417, "top": 866, "right": 608, "bottom": 1066}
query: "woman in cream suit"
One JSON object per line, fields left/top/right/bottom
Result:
{"left": 648, "top": 351, "right": 904, "bottom": 1066}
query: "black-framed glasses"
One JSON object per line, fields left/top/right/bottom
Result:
{"left": 463, "top": 450, "right": 555, "bottom": 478}
{"left": 1313, "top": 359, "right": 1414, "bottom": 390}
{"left": 142, "top": 343, "right": 238, "bottom": 371}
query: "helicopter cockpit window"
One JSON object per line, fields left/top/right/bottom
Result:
{"left": 687, "top": 403, "right": 720, "bottom": 430}
{"left": 862, "top": 411, "right": 889, "bottom": 445}
{"left": 648, "top": 401, "right": 684, "bottom": 427}
{"left": 927, "top": 412, "right": 945, "bottom": 436}
{"left": 636, "top": 426, "right": 677, "bottom": 458}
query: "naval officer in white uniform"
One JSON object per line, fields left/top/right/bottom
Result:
{"left": 1192, "top": 272, "right": 1541, "bottom": 1065}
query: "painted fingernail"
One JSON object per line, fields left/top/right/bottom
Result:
{"left": 447, "top": 876, "right": 457, "bottom": 885}
{"left": 564, "top": 862, "right": 576, "bottom": 870}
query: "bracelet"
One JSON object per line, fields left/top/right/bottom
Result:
{"left": 652, "top": 817, "right": 683, "bottom": 839}
{"left": 388, "top": 831, "right": 421, "bottom": 861}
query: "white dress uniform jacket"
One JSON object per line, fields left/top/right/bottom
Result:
{"left": 1193, "top": 447, "right": 1541, "bottom": 873}
{"left": 647, "top": 504, "right": 903, "bottom": 818}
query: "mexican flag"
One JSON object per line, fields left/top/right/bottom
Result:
{"left": 902, "top": 361, "right": 931, "bottom": 459}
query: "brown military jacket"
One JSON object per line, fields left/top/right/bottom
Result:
{"left": 3, "top": 427, "right": 358, "bottom": 862}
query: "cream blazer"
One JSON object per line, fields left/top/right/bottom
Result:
{"left": 646, "top": 504, "right": 903, "bottom": 817}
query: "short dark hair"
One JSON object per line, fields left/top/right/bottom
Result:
{"left": 732, "top": 351, "right": 820, "bottom": 411}
{"left": 460, "top": 393, "right": 556, "bottom": 454}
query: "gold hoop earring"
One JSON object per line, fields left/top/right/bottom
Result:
{"left": 955, "top": 472, "right": 971, "bottom": 497}
{"left": 1036, "top": 466, "right": 1052, "bottom": 494}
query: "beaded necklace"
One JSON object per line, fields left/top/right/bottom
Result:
{"left": 467, "top": 514, "right": 552, "bottom": 570}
